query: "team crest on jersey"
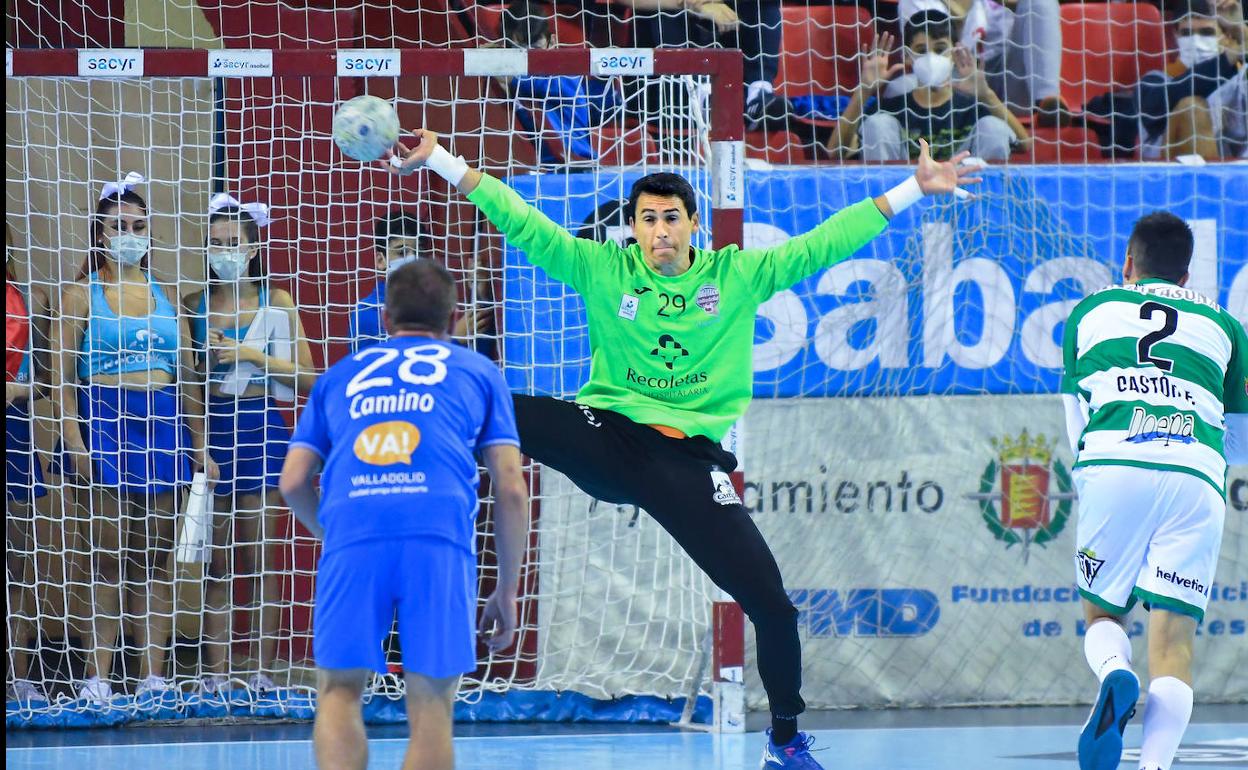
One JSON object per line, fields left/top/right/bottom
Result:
{"left": 964, "top": 431, "right": 1074, "bottom": 564}
{"left": 1076, "top": 548, "right": 1105, "bottom": 587}
{"left": 354, "top": 420, "right": 421, "bottom": 465}
{"left": 618, "top": 293, "right": 639, "bottom": 321}
{"left": 695, "top": 283, "right": 720, "bottom": 315}
{"left": 710, "top": 468, "right": 740, "bottom": 505}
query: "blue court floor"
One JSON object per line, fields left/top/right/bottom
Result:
{"left": 7, "top": 706, "right": 1246, "bottom": 769}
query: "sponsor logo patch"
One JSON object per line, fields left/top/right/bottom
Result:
{"left": 649, "top": 334, "right": 689, "bottom": 370}
{"left": 711, "top": 469, "right": 741, "bottom": 505}
{"left": 618, "top": 293, "right": 639, "bottom": 321}
{"left": 695, "top": 283, "right": 720, "bottom": 315}
{"left": 353, "top": 420, "right": 420, "bottom": 465}
{"left": 577, "top": 403, "right": 602, "bottom": 428}
{"left": 1154, "top": 566, "right": 1209, "bottom": 596}
{"left": 1077, "top": 548, "right": 1105, "bottom": 587}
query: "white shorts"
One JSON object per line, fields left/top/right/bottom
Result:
{"left": 1074, "top": 464, "right": 1225, "bottom": 621}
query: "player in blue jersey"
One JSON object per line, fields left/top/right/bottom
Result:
{"left": 280, "top": 259, "right": 528, "bottom": 770}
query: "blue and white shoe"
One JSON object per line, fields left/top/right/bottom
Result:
{"left": 760, "top": 730, "right": 824, "bottom": 769}
{"left": 1078, "top": 668, "right": 1140, "bottom": 770}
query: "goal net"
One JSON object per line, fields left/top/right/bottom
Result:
{"left": 5, "top": 46, "right": 739, "bottom": 727}
{"left": 7, "top": 5, "right": 1248, "bottom": 730}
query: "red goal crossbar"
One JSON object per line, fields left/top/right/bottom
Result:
{"left": 8, "top": 46, "right": 744, "bottom": 248}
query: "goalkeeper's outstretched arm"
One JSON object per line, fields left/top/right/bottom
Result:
{"left": 380, "top": 130, "right": 618, "bottom": 291}
{"left": 379, "top": 130, "right": 980, "bottom": 294}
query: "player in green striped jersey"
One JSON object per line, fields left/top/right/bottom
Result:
{"left": 1061, "top": 212, "right": 1248, "bottom": 770}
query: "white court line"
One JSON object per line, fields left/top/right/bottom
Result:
{"left": 6, "top": 722, "right": 1245, "bottom": 753}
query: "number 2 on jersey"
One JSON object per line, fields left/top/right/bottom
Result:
{"left": 1137, "top": 301, "right": 1179, "bottom": 372}
{"left": 345, "top": 344, "right": 451, "bottom": 397}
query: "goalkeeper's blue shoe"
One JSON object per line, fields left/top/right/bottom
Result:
{"left": 760, "top": 730, "right": 824, "bottom": 769}
{"left": 1078, "top": 668, "right": 1140, "bottom": 770}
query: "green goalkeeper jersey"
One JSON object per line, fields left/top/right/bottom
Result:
{"left": 467, "top": 174, "right": 889, "bottom": 442}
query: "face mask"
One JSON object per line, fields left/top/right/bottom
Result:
{"left": 912, "top": 52, "right": 954, "bottom": 88}
{"left": 108, "top": 234, "right": 149, "bottom": 266}
{"left": 387, "top": 252, "right": 418, "bottom": 275}
{"left": 1176, "top": 35, "right": 1220, "bottom": 68}
{"left": 209, "top": 248, "right": 252, "bottom": 281}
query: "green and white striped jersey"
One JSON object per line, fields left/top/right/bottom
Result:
{"left": 1062, "top": 278, "right": 1248, "bottom": 495}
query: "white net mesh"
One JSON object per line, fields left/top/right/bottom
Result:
{"left": 5, "top": 61, "right": 719, "bottom": 723}
{"left": 7, "top": 0, "right": 1248, "bottom": 727}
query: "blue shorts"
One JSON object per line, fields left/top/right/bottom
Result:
{"left": 79, "top": 384, "right": 191, "bottom": 495}
{"left": 207, "top": 394, "right": 291, "bottom": 497}
{"left": 6, "top": 402, "right": 46, "bottom": 502}
{"left": 314, "top": 538, "right": 477, "bottom": 677}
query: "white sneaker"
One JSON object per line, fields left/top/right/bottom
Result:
{"left": 10, "top": 679, "right": 43, "bottom": 702}
{"left": 135, "top": 674, "right": 173, "bottom": 698}
{"left": 247, "top": 673, "right": 277, "bottom": 693}
{"left": 78, "top": 676, "right": 114, "bottom": 704}
{"left": 200, "top": 674, "right": 231, "bottom": 695}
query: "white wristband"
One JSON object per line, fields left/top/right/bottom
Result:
{"left": 883, "top": 175, "right": 924, "bottom": 215}
{"left": 425, "top": 145, "right": 470, "bottom": 187}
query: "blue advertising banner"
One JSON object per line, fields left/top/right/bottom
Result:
{"left": 502, "top": 165, "right": 1248, "bottom": 398}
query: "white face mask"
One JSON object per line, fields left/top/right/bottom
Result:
{"left": 209, "top": 248, "right": 252, "bottom": 281}
{"left": 912, "top": 52, "right": 954, "bottom": 88}
{"left": 387, "top": 251, "right": 418, "bottom": 275}
{"left": 108, "top": 234, "right": 149, "bottom": 266}
{"left": 1176, "top": 34, "right": 1221, "bottom": 68}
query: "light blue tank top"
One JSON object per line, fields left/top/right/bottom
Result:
{"left": 191, "top": 283, "right": 270, "bottom": 385}
{"left": 77, "top": 272, "right": 180, "bottom": 380}
{"left": 14, "top": 285, "right": 32, "bottom": 384}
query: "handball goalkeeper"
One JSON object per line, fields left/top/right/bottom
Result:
{"left": 385, "top": 131, "right": 977, "bottom": 769}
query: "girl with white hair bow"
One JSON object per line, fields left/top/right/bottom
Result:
{"left": 53, "top": 172, "right": 218, "bottom": 704}
{"left": 183, "top": 192, "right": 317, "bottom": 695}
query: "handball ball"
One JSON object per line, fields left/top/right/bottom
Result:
{"left": 332, "top": 95, "right": 400, "bottom": 162}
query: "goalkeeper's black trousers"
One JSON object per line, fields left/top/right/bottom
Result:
{"left": 513, "top": 395, "right": 805, "bottom": 719}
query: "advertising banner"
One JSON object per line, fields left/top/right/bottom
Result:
{"left": 503, "top": 165, "right": 1248, "bottom": 398}
{"left": 742, "top": 395, "right": 1247, "bottom": 707}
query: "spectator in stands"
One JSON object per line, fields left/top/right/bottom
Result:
{"left": 54, "top": 174, "right": 216, "bottom": 703}
{"left": 184, "top": 194, "right": 318, "bottom": 695}
{"left": 625, "top": 0, "right": 822, "bottom": 136}
{"left": 6, "top": 221, "right": 50, "bottom": 704}
{"left": 834, "top": 14, "right": 1030, "bottom": 161}
{"left": 497, "top": 2, "right": 621, "bottom": 165}
{"left": 897, "top": 0, "right": 1067, "bottom": 122}
{"left": 350, "top": 210, "right": 494, "bottom": 357}
{"left": 1138, "top": 0, "right": 1247, "bottom": 159}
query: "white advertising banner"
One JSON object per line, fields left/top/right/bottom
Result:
{"left": 743, "top": 394, "right": 1247, "bottom": 708}
{"left": 530, "top": 394, "right": 1246, "bottom": 708}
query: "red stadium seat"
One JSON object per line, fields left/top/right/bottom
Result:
{"left": 551, "top": 12, "right": 587, "bottom": 46}
{"left": 472, "top": 4, "right": 504, "bottom": 43}
{"left": 1024, "top": 126, "right": 1107, "bottom": 163}
{"left": 776, "top": 6, "right": 874, "bottom": 97}
{"left": 1059, "top": 3, "right": 1167, "bottom": 110}
{"left": 467, "top": 3, "right": 585, "bottom": 46}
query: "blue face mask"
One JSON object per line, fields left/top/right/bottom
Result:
{"left": 108, "top": 234, "right": 149, "bottom": 266}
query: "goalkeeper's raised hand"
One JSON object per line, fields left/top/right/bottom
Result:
{"left": 380, "top": 129, "right": 482, "bottom": 192}
{"left": 915, "top": 138, "right": 982, "bottom": 196}
{"left": 381, "top": 129, "right": 439, "bottom": 176}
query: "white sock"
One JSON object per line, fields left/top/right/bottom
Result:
{"left": 746, "top": 80, "right": 773, "bottom": 105}
{"left": 1138, "top": 677, "right": 1193, "bottom": 770}
{"left": 1083, "top": 619, "right": 1134, "bottom": 682}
